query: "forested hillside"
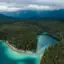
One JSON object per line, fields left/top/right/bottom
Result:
{"left": 0, "top": 18, "right": 64, "bottom": 52}
{"left": 40, "top": 40, "right": 64, "bottom": 64}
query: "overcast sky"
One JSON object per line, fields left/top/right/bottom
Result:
{"left": 0, "top": 0, "right": 64, "bottom": 11}
{"left": 0, "top": 0, "right": 63, "bottom": 5}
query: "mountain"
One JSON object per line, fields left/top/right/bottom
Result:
{"left": 1, "top": 10, "right": 38, "bottom": 19}
{"left": 0, "top": 14, "right": 20, "bottom": 23}
{"left": 1, "top": 9, "right": 64, "bottom": 19}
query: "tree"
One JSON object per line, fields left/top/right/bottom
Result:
{"left": 40, "top": 41, "right": 64, "bottom": 64}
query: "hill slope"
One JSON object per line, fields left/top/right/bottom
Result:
{"left": 40, "top": 41, "right": 64, "bottom": 64}
{"left": 1, "top": 9, "right": 64, "bottom": 19}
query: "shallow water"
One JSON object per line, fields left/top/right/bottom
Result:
{"left": 0, "top": 40, "right": 40, "bottom": 64}
{"left": 0, "top": 35, "right": 56, "bottom": 64}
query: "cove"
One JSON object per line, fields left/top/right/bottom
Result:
{"left": 37, "top": 33, "right": 56, "bottom": 54}
{"left": 0, "top": 33, "right": 56, "bottom": 64}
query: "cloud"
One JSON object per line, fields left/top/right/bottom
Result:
{"left": 0, "top": 6, "right": 21, "bottom": 12}
{"left": 27, "top": 4, "right": 52, "bottom": 10}
{"left": 0, "top": 0, "right": 64, "bottom": 6}
{"left": 0, "top": 3, "right": 22, "bottom": 12}
{"left": 0, "top": 0, "right": 64, "bottom": 4}
{"left": 0, "top": 0, "right": 64, "bottom": 11}
{"left": 0, "top": 2, "right": 63, "bottom": 12}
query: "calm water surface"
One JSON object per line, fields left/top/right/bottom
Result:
{"left": 0, "top": 35, "right": 56, "bottom": 64}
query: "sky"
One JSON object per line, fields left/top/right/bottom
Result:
{"left": 0, "top": 0, "right": 64, "bottom": 11}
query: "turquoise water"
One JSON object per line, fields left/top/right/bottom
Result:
{"left": 37, "top": 35, "right": 56, "bottom": 51}
{"left": 37, "top": 35, "right": 56, "bottom": 55}
{"left": 0, "top": 40, "right": 40, "bottom": 64}
{"left": 0, "top": 34, "right": 56, "bottom": 64}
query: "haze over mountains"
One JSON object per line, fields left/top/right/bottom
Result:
{"left": 0, "top": 9, "right": 64, "bottom": 19}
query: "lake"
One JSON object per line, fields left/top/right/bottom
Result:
{"left": 37, "top": 34, "right": 56, "bottom": 54}
{"left": 0, "top": 34, "right": 56, "bottom": 64}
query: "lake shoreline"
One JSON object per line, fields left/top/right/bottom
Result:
{"left": 5, "top": 40, "right": 33, "bottom": 54}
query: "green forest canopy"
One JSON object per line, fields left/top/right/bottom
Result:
{"left": 40, "top": 41, "right": 64, "bottom": 64}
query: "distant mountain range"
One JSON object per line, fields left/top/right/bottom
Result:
{"left": 0, "top": 9, "right": 63, "bottom": 23}
{"left": 0, "top": 9, "right": 64, "bottom": 19}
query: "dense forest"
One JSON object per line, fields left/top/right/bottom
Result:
{"left": 40, "top": 40, "right": 64, "bottom": 64}
{"left": 0, "top": 14, "right": 64, "bottom": 64}
{"left": 0, "top": 18, "right": 64, "bottom": 52}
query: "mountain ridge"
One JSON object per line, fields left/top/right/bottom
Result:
{"left": 1, "top": 9, "right": 64, "bottom": 19}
